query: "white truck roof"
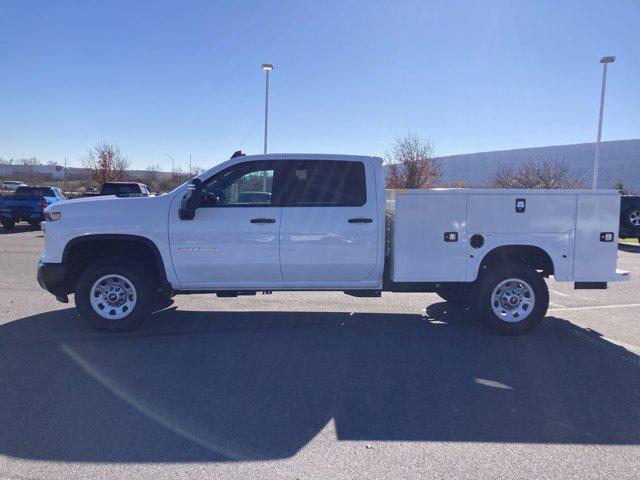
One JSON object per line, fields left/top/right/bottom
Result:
{"left": 235, "top": 153, "right": 383, "bottom": 163}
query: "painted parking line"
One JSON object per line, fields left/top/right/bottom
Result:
{"left": 549, "top": 303, "right": 640, "bottom": 312}
{"left": 550, "top": 289, "right": 571, "bottom": 298}
{"left": 549, "top": 302, "right": 568, "bottom": 308}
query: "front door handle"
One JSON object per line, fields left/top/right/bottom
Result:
{"left": 250, "top": 218, "right": 276, "bottom": 224}
{"left": 348, "top": 218, "right": 373, "bottom": 223}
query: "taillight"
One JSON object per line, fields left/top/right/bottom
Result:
{"left": 41, "top": 198, "right": 47, "bottom": 209}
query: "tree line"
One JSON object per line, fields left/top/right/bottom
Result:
{"left": 81, "top": 142, "right": 204, "bottom": 192}
{"left": 4, "top": 137, "right": 636, "bottom": 194}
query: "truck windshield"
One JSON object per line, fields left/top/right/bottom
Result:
{"left": 14, "top": 187, "right": 55, "bottom": 197}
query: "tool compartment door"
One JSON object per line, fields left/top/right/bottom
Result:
{"left": 574, "top": 194, "right": 620, "bottom": 280}
{"left": 392, "top": 192, "right": 467, "bottom": 281}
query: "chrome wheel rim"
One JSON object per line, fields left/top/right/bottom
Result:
{"left": 630, "top": 210, "right": 640, "bottom": 227}
{"left": 90, "top": 274, "right": 137, "bottom": 320}
{"left": 491, "top": 278, "right": 535, "bottom": 323}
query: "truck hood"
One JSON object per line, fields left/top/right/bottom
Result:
{"left": 46, "top": 194, "right": 156, "bottom": 211}
{"left": 43, "top": 192, "right": 176, "bottom": 241}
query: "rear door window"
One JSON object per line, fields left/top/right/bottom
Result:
{"left": 283, "top": 160, "right": 366, "bottom": 206}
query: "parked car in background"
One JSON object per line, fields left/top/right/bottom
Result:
{"left": 82, "top": 186, "right": 99, "bottom": 197}
{"left": 237, "top": 191, "right": 271, "bottom": 204}
{"left": 1, "top": 180, "right": 27, "bottom": 191}
{"left": 0, "top": 185, "right": 66, "bottom": 230}
{"left": 99, "top": 182, "right": 150, "bottom": 197}
{"left": 619, "top": 195, "right": 640, "bottom": 244}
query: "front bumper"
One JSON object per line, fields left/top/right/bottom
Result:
{"left": 37, "top": 260, "right": 69, "bottom": 301}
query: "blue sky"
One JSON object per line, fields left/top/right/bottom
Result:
{"left": 1, "top": 0, "right": 638, "bottom": 171}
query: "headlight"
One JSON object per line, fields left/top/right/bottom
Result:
{"left": 45, "top": 211, "right": 62, "bottom": 222}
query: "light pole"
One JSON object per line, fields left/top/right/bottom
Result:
{"left": 261, "top": 64, "right": 273, "bottom": 155}
{"left": 593, "top": 56, "right": 615, "bottom": 189}
{"left": 261, "top": 63, "right": 273, "bottom": 192}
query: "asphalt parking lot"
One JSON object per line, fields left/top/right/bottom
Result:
{"left": 1, "top": 225, "right": 640, "bottom": 479}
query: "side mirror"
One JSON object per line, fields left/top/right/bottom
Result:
{"left": 179, "top": 178, "right": 204, "bottom": 220}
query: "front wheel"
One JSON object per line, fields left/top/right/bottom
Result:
{"left": 622, "top": 208, "right": 640, "bottom": 232}
{"left": 475, "top": 264, "right": 549, "bottom": 335}
{"left": 75, "top": 257, "right": 154, "bottom": 331}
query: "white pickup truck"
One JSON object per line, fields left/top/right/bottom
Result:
{"left": 38, "top": 153, "right": 629, "bottom": 335}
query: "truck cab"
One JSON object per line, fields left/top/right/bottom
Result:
{"left": 171, "top": 155, "right": 384, "bottom": 290}
{"left": 37, "top": 153, "right": 628, "bottom": 335}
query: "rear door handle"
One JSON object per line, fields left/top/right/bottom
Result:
{"left": 348, "top": 218, "right": 373, "bottom": 223}
{"left": 250, "top": 218, "right": 276, "bottom": 224}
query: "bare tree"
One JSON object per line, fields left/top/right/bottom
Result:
{"left": 384, "top": 133, "right": 441, "bottom": 189}
{"left": 82, "top": 142, "right": 130, "bottom": 185}
{"left": 488, "top": 158, "right": 585, "bottom": 189}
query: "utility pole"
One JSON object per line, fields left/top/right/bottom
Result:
{"left": 64, "top": 157, "right": 67, "bottom": 189}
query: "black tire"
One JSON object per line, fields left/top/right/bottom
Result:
{"left": 1, "top": 220, "right": 15, "bottom": 230}
{"left": 75, "top": 256, "right": 154, "bottom": 332}
{"left": 28, "top": 221, "right": 41, "bottom": 229}
{"left": 435, "top": 285, "right": 473, "bottom": 305}
{"left": 474, "top": 264, "right": 549, "bottom": 335}
{"left": 622, "top": 207, "right": 640, "bottom": 232}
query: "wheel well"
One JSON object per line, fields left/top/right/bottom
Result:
{"left": 479, "top": 245, "right": 554, "bottom": 277}
{"left": 62, "top": 236, "right": 167, "bottom": 293}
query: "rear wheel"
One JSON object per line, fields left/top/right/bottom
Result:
{"left": 475, "top": 264, "right": 549, "bottom": 335}
{"left": 1, "top": 220, "right": 15, "bottom": 230}
{"left": 75, "top": 257, "right": 154, "bottom": 331}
